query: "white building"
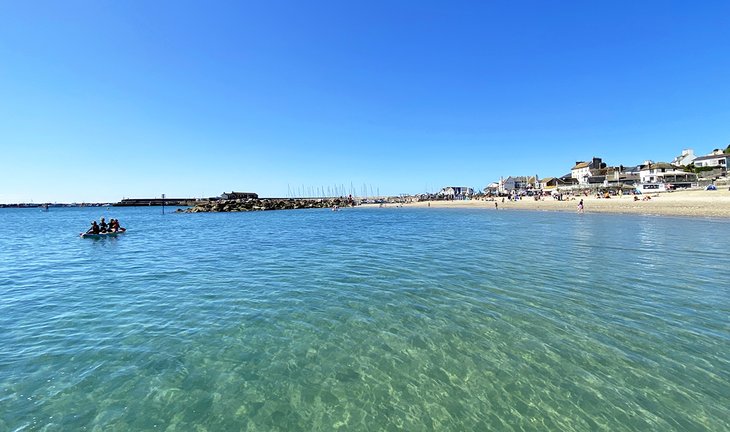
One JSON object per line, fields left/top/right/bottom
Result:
{"left": 671, "top": 149, "right": 697, "bottom": 166}
{"left": 639, "top": 162, "right": 697, "bottom": 188}
{"left": 571, "top": 162, "right": 591, "bottom": 184}
{"left": 499, "top": 176, "right": 537, "bottom": 194}
{"left": 571, "top": 157, "right": 606, "bottom": 185}
{"left": 438, "top": 186, "right": 474, "bottom": 198}
{"left": 693, "top": 151, "right": 728, "bottom": 169}
{"left": 484, "top": 182, "right": 500, "bottom": 194}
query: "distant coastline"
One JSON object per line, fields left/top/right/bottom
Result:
{"left": 0, "top": 202, "right": 112, "bottom": 208}
{"left": 0, "top": 198, "right": 201, "bottom": 208}
{"left": 4, "top": 189, "right": 730, "bottom": 218}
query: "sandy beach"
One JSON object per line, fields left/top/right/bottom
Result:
{"left": 402, "top": 189, "right": 730, "bottom": 218}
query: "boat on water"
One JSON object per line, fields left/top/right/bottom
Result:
{"left": 80, "top": 229, "right": 126, "bottom": 239}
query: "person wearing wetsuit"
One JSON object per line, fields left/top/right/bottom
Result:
{"left": 99, "top": 218, "right": 108, "bottom": 233}
{"left": 86, "top": 221, "right": 100, "bottom": 234}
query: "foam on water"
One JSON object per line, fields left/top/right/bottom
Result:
{"left": 0, "top": 207, "right": 728, "bottom": 431}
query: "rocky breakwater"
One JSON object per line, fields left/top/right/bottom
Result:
{"left": 183, "top": 198, "right": 355, "bottom": 213}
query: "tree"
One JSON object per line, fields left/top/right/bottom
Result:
{"left": 725, "top": 144, "right": 730, "bottom": 154}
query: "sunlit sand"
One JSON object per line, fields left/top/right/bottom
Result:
{"left": 404, "top": 189, "right": 730, "bottom": 218}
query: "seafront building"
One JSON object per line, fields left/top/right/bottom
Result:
{"left": 605, "top": 165, "right": 641, "bottom": 187}
{"left": 638, "top": 162, "right": 698, "bottom": 189}
{"left": 498, "top": 176, "right": 538, "bottom": 194}
{"left": 437, "top": 186, "right": 474, "bottom": 199}
{"left": 484, "top": 182, "right": 500, "bottom": 195}
{"left": 570, "top": 157, "right": 607, "bottom": 185}
{"left": 539, "top": 177, "right": 559, "bottom": 190}
{"left": 487, "top": 146, "right": 728, "bottom": 196}
{"left": 692, "top": 150, "right": 729, "bottom": 169}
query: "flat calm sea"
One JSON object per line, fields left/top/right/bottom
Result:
{"left": 1, "top": 206, "right": 728, "bottom": 431}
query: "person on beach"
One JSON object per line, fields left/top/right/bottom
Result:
{"left": 577, "top": 199, "right": 584, "bottom": 213}
{"left": 86, "top": 221, "right": 100, "bottom": 234}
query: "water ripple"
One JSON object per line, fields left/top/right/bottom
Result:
{"left": 0, "top": 207, "right": 728, "bottom": 431}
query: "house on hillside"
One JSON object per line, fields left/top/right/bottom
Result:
{"left": 672, "top": 149, "right": 697, "bottom": 166}
{"left": 693, "top": 150, "right": 728, "bottom": 170}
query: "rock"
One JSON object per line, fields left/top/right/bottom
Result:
{"left": 184, "top": 197, "right": 359, "bottom": 213}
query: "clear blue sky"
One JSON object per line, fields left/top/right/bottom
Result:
{"left": 1, "top": 1, "right": 728, "bottom": 202}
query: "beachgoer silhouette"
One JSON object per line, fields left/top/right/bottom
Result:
{"left": 86, "top": 221, "right": 100, "bottom": 234}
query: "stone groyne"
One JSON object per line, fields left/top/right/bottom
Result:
{"left": 182, "top": 198, "right": 355, "bottom": 213}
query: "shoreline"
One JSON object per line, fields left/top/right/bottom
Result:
{"left": 399, "top": 189, "right": 730, "bottom": 219}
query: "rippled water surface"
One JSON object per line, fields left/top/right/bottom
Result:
{"left": 1, "top": 206, "right": 728, "bottom": 431}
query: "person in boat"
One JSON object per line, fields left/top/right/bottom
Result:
{"left": 99, "top": 218, "right": 108, "bottom": 233}
{"left": 107, "top": 218, "right": 116, "bottom": 232}
{"left": 86, "top": 221, "right": 100, "bottom": 234}
{"left": 112, "top": 218, "right": 125, "bottom": 232}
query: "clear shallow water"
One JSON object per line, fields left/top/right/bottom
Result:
{"left": 0, "top": 207, "right": 728, "bottom": 431}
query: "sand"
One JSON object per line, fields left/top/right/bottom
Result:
{"left": 401, "top": 189, "right": 730, "bottom": 218}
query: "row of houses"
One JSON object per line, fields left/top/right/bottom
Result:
{"left": 436, "top": 147, "right": 729, "bottom": 197}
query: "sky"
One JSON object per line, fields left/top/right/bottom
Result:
{"left": 1, "top": 0, "right": 729, "bottom": 203}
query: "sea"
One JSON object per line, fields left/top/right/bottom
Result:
{"left": 0, "top": 206, "right": 728, "bottom": 431}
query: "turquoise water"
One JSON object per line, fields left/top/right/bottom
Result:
{"left": 1, "top": 207, "right": 728, "bottom": 431}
